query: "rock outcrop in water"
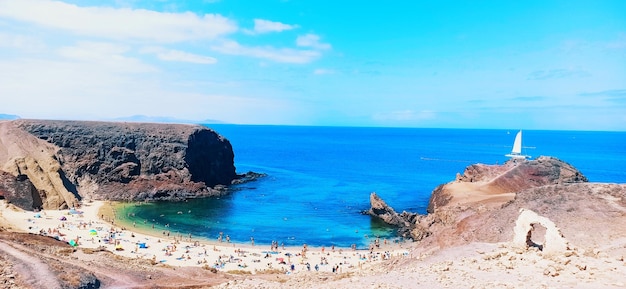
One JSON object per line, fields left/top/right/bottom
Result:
{"left": 0, "top": 119, "right": 240, "bottom": 210}
{"left": 368, "top": 192, "right": 410, "bottom": 228}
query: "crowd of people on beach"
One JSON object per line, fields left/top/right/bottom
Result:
{"left": 13, "top": 203, "right": 411, "bottom": 275}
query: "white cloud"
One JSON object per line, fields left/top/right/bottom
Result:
{"left": 0, "top": 0, "right": 331, "bottom": 124}
{"left": 296, "top": 34, "right": 331, "bottom": 50}
{"left": 59, "top": 41, "right": 130, "bottom": 58}
{"left": 141, "top": 46, "right": 217, "bottom": 64}
{"left": 57, "top": 41, "right": 157, "bottom": 73}
{"left": 313, "top": 68, "right": 335, "bottom": 75}
{"left": 171, "top": 93, "right": 311, "bottom": 124}
{"left": 0, "top": 0, "right": 237, "bottom": 43}
{"left": 0, "top": 32, "right": 46, "bottom": 51}
{"left": 0, "top": 56, "right": 309, "bottom": 123}
{"left": 247, "top": 19, "right": 298, "bottom": 34}
{"left": 211, "top": 40, "right": 320, "bottom": 64}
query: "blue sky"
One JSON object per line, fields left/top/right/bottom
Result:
{"left": 0, "top": 0, "right": 625, "bottom": 130}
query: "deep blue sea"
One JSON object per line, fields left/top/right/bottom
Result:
{"left": 118, "top": 126, "right": 626, "bottom": 248}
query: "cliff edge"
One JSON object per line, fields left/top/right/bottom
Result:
{"left": 427, "top": 156, "right": 588, "bottom": 213}
{"left": 0, "top": 119, "right": 238, "bottom": 210}
{"left": 368, "top": 157, "right": 626, "bottom": 256}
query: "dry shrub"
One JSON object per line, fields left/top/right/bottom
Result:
{"left": 81, "top": 247, "right": 107, "bottom": 254}
{"left": 56, "top": 248, "right": 75, "bottom": 256}
{"left": 58, "top": 271, "right": 82, "bottom": 288}
{"left": 226, "top": 269, "right": 251, "bottom": 275}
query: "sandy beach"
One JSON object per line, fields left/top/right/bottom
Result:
{"left": 0, "top": 200, "right": 409, "bottom": 275}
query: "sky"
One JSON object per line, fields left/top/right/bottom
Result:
{"left": 0, "top": 0, "right": 625, "bottom": 130}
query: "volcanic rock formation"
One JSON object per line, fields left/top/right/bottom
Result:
{"left": 427, "top": 156, "right": 588, "bottom": 213}
{"left": 0, "top": 171, "right": 42, "bottom": 210}
{"left": 368, "top": 192, "right": 410, "bottom": 228}
{"left": 368, "top": 157, "right": 626, "bottom": 256}
{"left": 0, "top": 119, "right": 239, "bottom": 210}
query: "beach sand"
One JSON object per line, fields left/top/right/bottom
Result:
{"left": 0, "top": 200, "right": 409, "bottom": 275}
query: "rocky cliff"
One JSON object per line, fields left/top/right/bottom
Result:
{"left": 367, "top": 157, "right": 625, "bottom": 251}
{"left": 0, "top": 119, "right": 239, "bottom": 210}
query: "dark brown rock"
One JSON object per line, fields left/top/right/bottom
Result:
{"left": 367, "top": 192, "right": 407, "bottom": 227}
{"left": 367, "top": 192, "right": 420, "bottom": 238}
{"left": 0, "top": 171, "right": 43, "bottom": 210}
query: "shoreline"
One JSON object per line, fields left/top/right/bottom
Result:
{"left": 107, "top": 200, "right": 408, "bottom": 250}
{"left": 1, "top": 200, "right": 411, "bottom": 274}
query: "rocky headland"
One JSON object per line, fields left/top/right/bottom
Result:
{"left": 0, "top": 119, "right": 246, "bottom": 210}
{"left": 369, "top": 156, "right": 626, "bottom": 258}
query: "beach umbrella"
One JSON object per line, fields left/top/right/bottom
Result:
{"left": 68, "top": 239, "right": 77, "bottom": 247}
{"left": 89, "top": 229, "right": 98, "bottom": 236}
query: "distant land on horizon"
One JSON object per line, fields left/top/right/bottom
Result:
{"left": 0, "top": 114, "right": 20, "bottom": 120}
{"left": 110, "top": 115, "right": 226, "bottom": 125}
{"left": 2, "top": 113, "right": 626, "bottom": 132}
{"left": 0, "top": 114, "right": 225, "bottom": 125}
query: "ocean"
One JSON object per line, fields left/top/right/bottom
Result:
{"left": 116, "top": 126, "right": 626, "bottom": 248}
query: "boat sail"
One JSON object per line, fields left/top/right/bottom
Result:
{"left": 505, "top": 130, "right": 531, "bottom": 159}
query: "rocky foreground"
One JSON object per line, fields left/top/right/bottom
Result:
{"left": 0, "top": 119, "right": 242, "bottom": 210}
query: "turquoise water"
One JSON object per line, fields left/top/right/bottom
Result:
{"left": 117, "top": 126, "right": 626, "bottom": 248}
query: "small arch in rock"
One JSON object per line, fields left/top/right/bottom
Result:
{"left": 513, "top": 209, "right": 569, "bottom": 256}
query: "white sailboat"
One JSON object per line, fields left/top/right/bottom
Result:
{"left": 505, "top": 130, "right": 531, "bottom": 159}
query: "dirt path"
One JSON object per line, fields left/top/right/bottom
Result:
{"left": 0, "top": 234, "right": 227, "bottom": 289}
{"left": 2, "top": 240, "right": 146, "bottom": 289}
{"left": 0, "top": 240, "right": 62, "bottom": 289}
